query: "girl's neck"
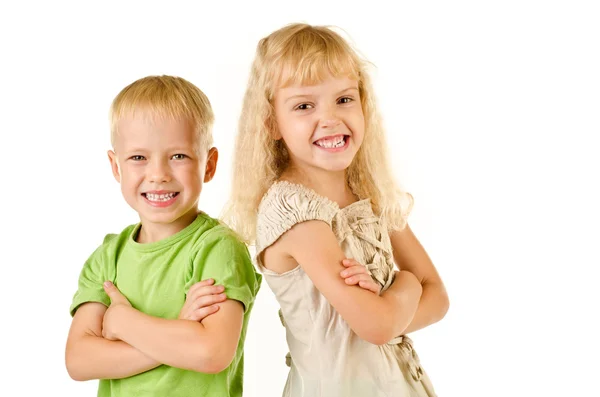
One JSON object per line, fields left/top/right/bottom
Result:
{"left": 280, "top": 168, "right": 357, "bottom": 208}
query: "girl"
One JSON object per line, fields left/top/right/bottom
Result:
{"left": 224, "top": 23, "right": 449, "bottom": 396}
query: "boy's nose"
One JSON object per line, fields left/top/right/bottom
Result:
{"left": 148, "top": 160, "right": 171, "bottom": 183}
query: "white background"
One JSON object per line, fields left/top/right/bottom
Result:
{"left": 1, "top": 1, "right": 599, "bottom": 396}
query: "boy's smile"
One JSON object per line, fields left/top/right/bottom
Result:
{"left": 142, "top": 190, "right": 180, "bottom": 207}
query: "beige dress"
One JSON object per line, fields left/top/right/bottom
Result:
{"left": 256, "top": 181, "right": 437, "bottom": 397}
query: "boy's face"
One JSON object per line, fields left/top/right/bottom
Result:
{"left": 108, "top": 115, "right": 217, "bottom": 232}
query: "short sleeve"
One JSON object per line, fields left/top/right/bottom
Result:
{"left": 255, "top": 181, "right": 338, "bottom": 258}
{"left": 69, "top": 234, "right": 117, "bottom": 316}
{"left": 187, "top": 228, "right": 261, "bottom": 313}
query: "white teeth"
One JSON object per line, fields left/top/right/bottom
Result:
{"left": 145, "top": 192, "right": 177, "bottom": 202}
{"left": 316, "top": 136, "right": 345, "bottom": 148}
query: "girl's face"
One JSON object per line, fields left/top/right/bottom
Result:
{"left": 273, "top": 75, "right": 365, "bottom": 176}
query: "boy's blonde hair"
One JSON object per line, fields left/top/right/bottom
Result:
{"left": 223, "top": 23, "right": 413, "bottom": 243}
{"left": 109, "top": 75, "right": 214, "bottom": 152}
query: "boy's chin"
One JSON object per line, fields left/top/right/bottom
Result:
{"left": 136, "top": 208, "right": 180, "bottom": 222}
{"left": 139, "top": 206, "right": 200, "bottom": 224}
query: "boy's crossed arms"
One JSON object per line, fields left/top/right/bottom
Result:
{"left": 66, "top": 278, "right": 235, "bottom": 380}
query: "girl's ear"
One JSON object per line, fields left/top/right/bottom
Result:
{"left": 267, "top": 116, "right": 282, "bottom": 140}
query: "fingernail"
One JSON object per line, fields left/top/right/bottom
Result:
{"left": 207, "top": 279, "right": 214, "bottom": 284}
{"left": 341, "top": 271, "right": 347, "bottom": 276}
{"left": 104, "top": 281, "right": 113, "bottom": 288}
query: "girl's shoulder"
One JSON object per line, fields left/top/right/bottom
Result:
{"left": 256, "top": 181, "right": 339, "bottom": 254}
{"left": 259, "top": 180, "right": 340, "bottom": 212}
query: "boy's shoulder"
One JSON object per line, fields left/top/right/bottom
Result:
{"left": 88, "top": 222, "right": 138, "bottom": 263}
{"left": 88, "top": 214, "right": 248, "bottom": 262}
{"left": 102, "top": 222, "right": 138, "bottom": 247}
{"left": 192, "top": 212, "right": 246, "bottom": 247}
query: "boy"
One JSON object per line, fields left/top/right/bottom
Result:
{"left": 66, "top": 75, "right": 261, "bottom": 397}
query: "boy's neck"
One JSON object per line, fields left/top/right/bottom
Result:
{"left": 281, "top": 167, "right": 357, "bottom": 208}
{"left": 136, "top": 209, "right": 200, "bottom": 244}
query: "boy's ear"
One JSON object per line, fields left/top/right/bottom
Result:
{"left": 107, "top": 150, "right": 121, "bottom": 183}
{"left": 203, "top": 147, "right": 219, "bottom": 183}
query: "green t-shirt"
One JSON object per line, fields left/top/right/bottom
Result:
{"left": 70, "top": 213, "right": 262, "bottom": 397}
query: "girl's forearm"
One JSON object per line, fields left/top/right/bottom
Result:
{"left": 402, "top": 281, "right": 449, "bottom": 334}
{"left": 379, "top": 271, "right": 423, "bottom": 339}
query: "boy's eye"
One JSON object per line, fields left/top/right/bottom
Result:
{"left": 338, "top": 96, "right": 354, "bottom": 104}
{"left": 130, "top": 155, "right": 146, "bottom": 161}
{"left": 171, "top": 154, "right": 188, "bottom": 160}
{"left": 295, "top": 103, "right": 313, "bottom": 111}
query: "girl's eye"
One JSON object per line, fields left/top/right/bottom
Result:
{"left": 338, "top": 96, "right": 354, "bottom": 104}
{"left": 295, "top": 103, "right": 313, "bottom": 111}
{"left": 130, "top": 155, "right": 145, "bottom": 161}
{"left": 172, "top": 154, "right": 188, "bottom": 160}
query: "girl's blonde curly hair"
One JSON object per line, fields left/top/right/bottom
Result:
{"left": 222, "top": 23, "right": 413, "bottom": 244}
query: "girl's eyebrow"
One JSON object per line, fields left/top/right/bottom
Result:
{"left": 283, "top": 86, "right": 359, "bottom": 104}
{"left": 336, "top": 87, "right": 359, "bottom": 95}
{"left": 283, "top": 93, "right": 314, "bottom": 104}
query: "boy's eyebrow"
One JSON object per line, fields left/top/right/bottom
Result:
{"left": 121, "top": 148, "right": 196, "bottom": 155}
{"left": 165, "top": 147, "right": 196, "bottom": 153}
{"left": 121, "top": 148, "right": 148, "bottom": 154}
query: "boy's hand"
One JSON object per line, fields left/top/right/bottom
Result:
{"left": 102, "top": 281, "right": 132, "bottom": 341}
{"left": 340, "top": 258, "right": 382, "bottom": 294}
{"left": 178, "top": 279, "right": 227, "bottom": 322}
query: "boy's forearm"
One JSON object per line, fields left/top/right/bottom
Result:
{"left": 109, "top": 305, "right": 225, "bottom": 374}
{"left": 66, "top": 334, "right": 160, "bottom": 381}
{"left": 402, "top": 281, "right": 450, "bottom": 334}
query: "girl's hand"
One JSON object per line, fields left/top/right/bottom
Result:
{"left": 340, "top": 258, "right": 381, "bottom": 294}
{"left": 178, "top": 279, "right": 227, "bottom": 322}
